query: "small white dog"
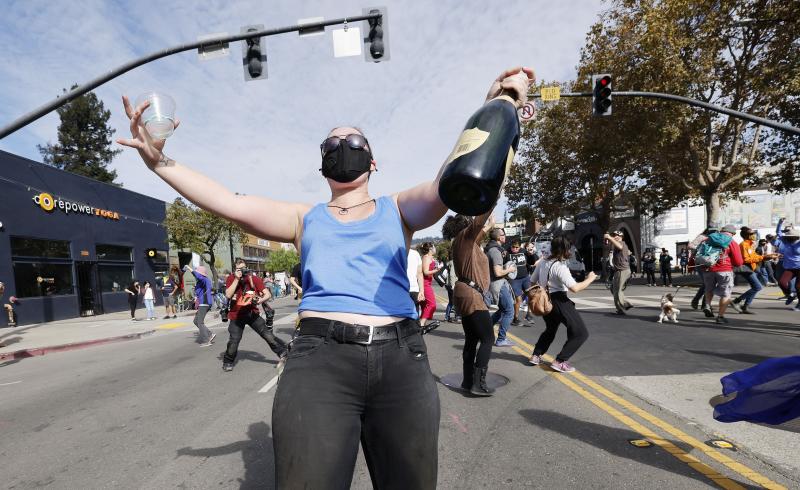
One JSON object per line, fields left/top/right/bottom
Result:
{"left": 658, "top": 293, "right": 680, "bottom": 323}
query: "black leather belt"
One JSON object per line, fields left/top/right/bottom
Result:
{"left": 457, "top": 278, "right": 484, "bottom": 294}
{"left": 297, "top": 317, "right": 418, "bottom": 345}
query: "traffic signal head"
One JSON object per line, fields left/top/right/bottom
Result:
{"left": 591, "top": 74, "right": 612, "bottom": 116}
{"left": 363, "top": 7, "right": 390, "bottom": 62}
{"left": 241, "top": 25, "right": 268, "bottom": 81}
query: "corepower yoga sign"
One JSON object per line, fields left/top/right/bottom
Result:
{"left": 32, "top": 192, "right": 120, "bottom": 220}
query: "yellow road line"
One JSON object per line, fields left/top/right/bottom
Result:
{"left": 507, "top": 344, "right": 744, "bottom": 490}
{"left": 504, "top": 331, "right": 785, "bottom": 490}
{"left": 155, "top": 322, "right": 186, "bottom": 330}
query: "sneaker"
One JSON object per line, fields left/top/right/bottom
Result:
{"left": 702, "top": 307, "right": 714, "bottom": 318}
{"left": 421, "top": 320, "right": 440, "bottom": 335}
{"left": 172, "top": 315, "right": 177, "bottom": 319}
{"left": 163, "top": 315, "right": 171, "bottom": 319}
{"left": 785, "top": 295, "right": 796, "bottom": 306}
{"left": 716, "top": 315, "right": 729, "bottom": 325}
{"left": 222, "top": 362, "right": 234, "bottom": 372}
{"left": 728, "top": 302, "right": 741, "bottom": 313}
{"left": 793, "top": 305, "right": 800, "bottom": 312}
{"left": 528, "top": 354, "right": 542, "bottom": 365}
{"left": 202, "top": 332, "right": 217, "bottom": 345}
{"left": 740, "top": 305, "right": 754, "bottom": 314}
{"left": 495, "top": 339, "right": 514, "bottom": 347}
{"left": 690, "top": 299, "right": 699, "bottom": 310}
{"left": 623, "top": 303, "right": 634, "bottom": 311}
{"left": 550, "top": 360, "right": 575, "bottom": 373}
{"left": 511, "top": 319, "right": 521, "bottom": 326}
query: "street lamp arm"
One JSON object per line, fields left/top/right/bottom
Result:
{"left": 528, "top": 90, "right": 800, "bottom": 136}
{"left": 0, "top": 13, "right": 381, "bottom": 140}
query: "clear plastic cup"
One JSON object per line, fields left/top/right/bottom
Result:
{"left": 134, "top": 91, "right": 176, "bottom": 139}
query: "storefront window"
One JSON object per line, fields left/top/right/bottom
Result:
{"left": 11, "top": 237, "right": 71, "bottom": 258}
{"left": 12, "top": 262, "right": 75, "bottom": 297}
{"left": 98, "top": 265, "right": 134, "bottom": 293}
{"left": 153, "top": 250, "right": 169, "bottom": 264}
{"left": 96, "top": 244, "right": 133, "bottom": 261}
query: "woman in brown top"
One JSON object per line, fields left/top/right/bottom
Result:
{"left": 443, "top": 212, "right": 495, "bottom": 396}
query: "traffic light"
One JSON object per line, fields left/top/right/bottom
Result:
{"left": 591, "top": 74, "right": 612, "bottom": 116}
{"left": 145, "top": 248, "right": 157, "bottom": 259}
{"left": 363, "top": 7, "right": 390, "bottom": 62}
{"left": 241, "top": 25, "right": 267, "bottom": 81}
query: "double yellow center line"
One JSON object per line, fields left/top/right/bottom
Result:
{"left": 503, "top": 330, "right": 786, "bottom": 490}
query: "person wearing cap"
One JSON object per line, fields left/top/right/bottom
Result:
{"left": 184, "top": 264, "right": 217, "bottom": 346}
{"left": 603, "top": 230, "right": 633, "bottom": 314}
{"left": 731, "top": 227, "right": 778, "bottom": 314}
{"left": 688, "top": 224, "right": 719, "bottom": 310}
{"left": 775, "top": 218, "right": 800, "bottom": 310}
{"left": 702, "top": 224, "right": 744, "bottom": 324}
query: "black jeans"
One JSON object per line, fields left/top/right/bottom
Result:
{"left": 661, "top": 268, "right": 673, "bottom": 285}
{"left": 128, "top": 298, "right": 137, "bottom": 318}
{"left": 644, "top": 268, "right": 656, "bottom": 285}
{"left": 223, "top": 311, "right": 287, "bottom": 364}
{"left": 461, "top": 310, "right": 494, "bottom": 385}
{"left": 272, "top": 317, "right": 440, "bottom": 489}
{"left": 533, "top": 292, "right": 588, "bottom": 362}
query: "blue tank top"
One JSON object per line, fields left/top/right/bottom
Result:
{"left": 299, "top": 196, "right": 417, "bottom": 318}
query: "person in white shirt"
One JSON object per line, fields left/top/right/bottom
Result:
{"left": 407, "top": 247, "right": 424, "bottom": 315}
{"left": 142, "top": 281, "right": 156, "bottom": 320}
{"left": 527, "top": 236, "right": 597, "bottom": 372}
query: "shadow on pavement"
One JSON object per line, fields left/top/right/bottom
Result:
{"left": 0, "top": 336, "right": 21, "bottom": 348}
{"left": 176, "top": 421, "right": 275, "bottom": 489}
{"left": 518, "top": 409, "right": 731, "bottom": 487}
{"left": 216, "top": 350, "right": 277, "bottom": 366}
{"left": 685, "top": 349, "right": 772, "bottom": 365}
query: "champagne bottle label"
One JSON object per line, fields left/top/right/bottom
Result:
{"left": 445, "top": 127, "right": 490, "bottom": 165}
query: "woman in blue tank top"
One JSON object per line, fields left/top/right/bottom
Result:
{"left": 118, "top": 66, "right": 533, "bottom": 489}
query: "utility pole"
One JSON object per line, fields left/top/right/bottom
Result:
{"left": 0, "top": 12, "right": 383, "bottom": 139}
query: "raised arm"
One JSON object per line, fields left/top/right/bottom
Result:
{"left": 394, "top": 67, "right": 534, "bottom": 232}
{"left": 117, "top": 96, "right": 309, "bottom": 246}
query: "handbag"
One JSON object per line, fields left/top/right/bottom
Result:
{"left": 526, "top": 260, "right": 555, "bottom": 316}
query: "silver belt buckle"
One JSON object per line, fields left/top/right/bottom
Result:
{"left": 353, "top": 324, "right": 375, "bottom": 345}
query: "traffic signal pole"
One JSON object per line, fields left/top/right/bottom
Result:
{"left": 530, "top": 90, "right": 800, "bottom": 136}
{"left": 0, "top": 12, "right": 382, "bottom": 140}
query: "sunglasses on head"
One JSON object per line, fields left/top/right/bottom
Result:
{"left": 320, "top": 134, "right": 371, "bottom": 157}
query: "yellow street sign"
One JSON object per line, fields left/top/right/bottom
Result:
{"left": 540, "top": 86, "right": 561, "bottom": 101}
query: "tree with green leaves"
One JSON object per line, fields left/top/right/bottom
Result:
{"left": 163, "top": 197, "right": 247, "bottom": 284}
{"left": 508, "top": 0, "right": 799, "bottom": 228}
{"left": 37, "top": 86, "right": 121, "bottom": 184}
{"left": 264, "top": 248, "right": 299, "bottom": 274}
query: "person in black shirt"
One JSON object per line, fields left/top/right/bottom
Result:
{"left": 659, "top": 248, "right": 674, "bottom": 287}
{"left": 508, "top": 239, "right": 532, "bottom": 326}
{"left": 641, "top": 249, "right": 657, "bottom": 286}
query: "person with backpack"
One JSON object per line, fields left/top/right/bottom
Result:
{"left": 699, "top": 224, "right": 744, "bottom": 324}
{"left": 527, "top": 236, "right": 598, "bottom": 373}
{"left": 688, "top": 225, "right": 718, "bottom": 310}
{"left": 775, "top": 218, "right": 800, "bottom": 311}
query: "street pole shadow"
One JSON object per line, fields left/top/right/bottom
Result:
{"left": 176, "top": 421, "right": 275, "bottom": 489}
{"left": 518, "top": 409, "right": 756, "bottom": 488}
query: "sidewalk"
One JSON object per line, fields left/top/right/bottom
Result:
{"left": 1, "top": 295, "right": 300, "bottom": 362}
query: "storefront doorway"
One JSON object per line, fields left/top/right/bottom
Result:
{"left": 76, "top": 261, "right": 103, "bottom": 316}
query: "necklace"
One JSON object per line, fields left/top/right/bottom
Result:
{"left": 327, "top": 198, "right": 375, "bottom": 215}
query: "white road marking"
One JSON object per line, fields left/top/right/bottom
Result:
{"left": 273, "top": 313, "right": 298, "bottom": 326}
{"left": 258, "top": 374, "right": 281, "bottom": 393}
{"left": 0, "top": 381, "right": 22, "bottom": 387}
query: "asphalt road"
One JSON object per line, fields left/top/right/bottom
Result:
{"left": 1, "top": 285, "right": 798, "bottom": 489}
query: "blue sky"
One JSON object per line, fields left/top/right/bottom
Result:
{"left": 0, "top": 0, "right": 605, "bottom": 237}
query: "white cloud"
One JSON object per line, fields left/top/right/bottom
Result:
{"left": 0, "top": 0, "right": 604, "bottom": 237}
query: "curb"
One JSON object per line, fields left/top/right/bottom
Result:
{"left": 0, "top": 330, "right": 157, "bottom": 362}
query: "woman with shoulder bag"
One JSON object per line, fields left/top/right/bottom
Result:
{"left": 527, "top": 236, "right": 597, "bottom": 372}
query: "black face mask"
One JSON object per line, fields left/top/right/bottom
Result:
{"left": 320, "top": 144, "right": 372, "bottom": 183}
